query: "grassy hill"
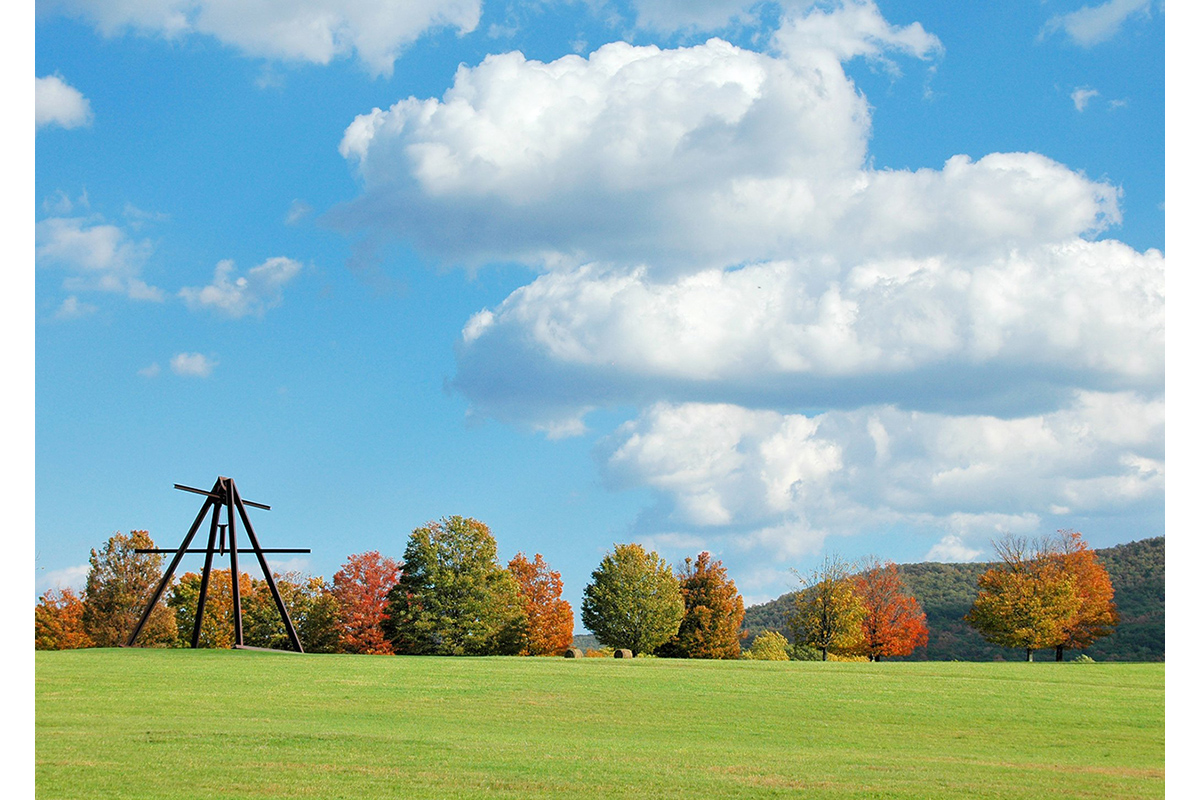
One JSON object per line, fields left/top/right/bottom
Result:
{"left": 36, "top": 649, "right": 1164, "bottom": 799}
{"left": 742, "top": 536, "right": 1164, "bottom": 662}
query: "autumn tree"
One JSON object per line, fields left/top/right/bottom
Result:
{"left": 581, "top": 543, "right": 684, "bottom": 657}
{"left": 508, "top": 552, "right": 574, "bottom": 656}
{"left": 851, "top": 557, "right": 929, "bottom": 661}
{"left": 384, "top": 516, "right": 527, "bottom": 656}
{"left": 745, "top": 630, "right": 790, "bottom": 661}
{"left": 965, "top": 536, "right": 1081, "bottom": 661}
{"left": 83, "top": 530, "right": 177, "bottom": 647}
{"left": 169, "top": 569, "right": 254, "bottom": 648}
{"left": 656, "top": 551, "right": 744, "bottom": 659}
{"left": 244, "top": 572, "right": 341, "bottom": 653}
{"left": 1046, "top": 530, "right": 1119, "bottom": 661}
{"left": 331, "top": 551, "right": 401, "bottom": 655}
{"left": 786, "top": 554, "right": 865, "bottom": 661}
{"left": 34, "top": 587, "right": 93, "bottom": 650}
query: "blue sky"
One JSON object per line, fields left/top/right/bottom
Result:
{"left": 34, "top": 0, "right": 1166, "bottom": 617}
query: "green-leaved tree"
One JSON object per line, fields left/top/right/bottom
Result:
{"left": 384, "top": 516, "right": 527, "bottom": 655}
{"left": 581, "top": 543, "right": 684, "bottom": 657}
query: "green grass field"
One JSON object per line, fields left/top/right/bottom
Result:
{"left": 36, "top": 649, "right": 1163, "bottom": 799}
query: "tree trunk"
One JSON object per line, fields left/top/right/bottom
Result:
{"left": 1025, "top": 647, "right": 1033, "bottom": 662}
{"left": 821, "top": 647, "right": 828, "bottom": 661}
{"left": 1055, "top": 645, "right": 1064, "bottom": 662}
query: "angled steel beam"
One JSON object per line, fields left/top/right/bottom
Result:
{"left": 190, "top": 502, "right": 223, "bottom": 649}
{"left": 125, "top": 478, "right": 220, "bottom": 647}
{"left": 231, "top": 479, "right": 304, "bottom": 653}
{"left": 174, "top": 483, "right": 271, "bottom": 511}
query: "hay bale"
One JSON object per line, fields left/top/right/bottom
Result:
{"left": 563, "top": 647, "right": 584, "bottom": 658}
{"left": 614, "top": 648, "right": 634, "bottom": 659}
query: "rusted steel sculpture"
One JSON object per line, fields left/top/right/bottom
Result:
{"left": 124, "top": 477, "right": 309, "bottom": 652}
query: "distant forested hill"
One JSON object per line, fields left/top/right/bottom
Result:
{"left": 741, "top": 537, "right": 1164, "bottom": 662}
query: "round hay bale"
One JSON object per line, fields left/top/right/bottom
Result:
{"left": 563, "top": 647, "right": 584, "bottom": 658}
{"left": 614, "top": 648, "right": 634, "bottom": 658}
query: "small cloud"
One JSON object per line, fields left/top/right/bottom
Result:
{"left": 285, "top": 200, "right": 312, "bottom": 226}
{"left": 255, "top": 65, "right": 286, "bottom": 90}
{"left": 122, "top": 203, "right": 170, "bottom": 229}
{"left": 36, "top": 215, "right": 163, "bottom": 301}
{"left": 138, "top": 362, "right": 161, "bottom": 378}
{"left": 170, "top": 352, "right": 216, "bottom": 377}
{"left": 924, "top": 535, "right": 983, "bottom": 563}
{"left": 179, "top": 257, "right": 302, "bottom": 318}
{"left": 487, "top": 23, "right": 518, "bottom": 39}
{"left": 37, "top": 564, "right": 89, "bottom": 595}
{"left": 1043, "top": 0, "right": 1151, "bottom": 47}
{"left": 1071, "top": 86, "right": 1100, "bottom": 111}
{"left": 42, "top": 189, "right": 88, "bottom": 215}
{"left": 54, "top": 295, "right": 96, "bottom": 319}
{"left": 36, "top": 74, "right": 93, "bottom": 130}
{"left": 1108, "top": 98, "right": 1128, "bottom": 109}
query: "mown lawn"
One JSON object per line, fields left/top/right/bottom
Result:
{"left": 35, "top": 649, "right": 1163, "bottom": 799}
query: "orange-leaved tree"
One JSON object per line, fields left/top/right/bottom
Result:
{"left": 169, "top": 568, "right": 255, "bottom": 648}
{"left": 34, "top": 587, "right": 93, "bottom": 650}
{"left": 1047, "top": 529, "right": 1118, "bottom": 661}
{"left": 508, "top": 552, "right": 574, "bottom": 655}
{"left": 332, "top": 551, "right": 401, "bottom": 655}
{"left": 851, "top": 557, "right": 928, "bottom": 661}
{"left": 656, "top": 551, "right": 745, "bottom": 659}
{"left": 84, "top": 530, "right": 177, "bottom": 647}
{"left": 965, "top": 536, "right": 1081, "bottom": 661}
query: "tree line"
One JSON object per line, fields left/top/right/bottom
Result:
{"left": 35, "top": 518, "right": 576, "bottom": 656}
{"left": 34, "top": 519, "right": 1120, "bottom": 663}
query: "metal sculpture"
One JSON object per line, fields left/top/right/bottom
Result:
{"left": 124, "top": 477, "right": 310, "bottom": 652}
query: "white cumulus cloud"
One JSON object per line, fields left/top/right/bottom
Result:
{"left": 455, "top": 239, "right": 1162, "bottom": 430}
{"left": 600, "top": 392, "right": 1163, "bottom": 559}
{"left": 333, "top": 0, "right": 1164, "bottom": 576}
{"left": 337, "top": 11, "right": 1114, "bottom": 273}
{"left": 36, "top": 74, "right": 94, "bottom": 129}
{"left": 178, "top": 257, "right": 303, "bottom": 318}
{"left": 35, "top": 215, "right": 163, "bottom": 301}
{"left": 170, "top": 352, "right": 217, "bottom": 377}
{"left": 43, "top": 0, "right": 481, "bottom": 77}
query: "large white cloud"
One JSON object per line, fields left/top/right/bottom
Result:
{"left": 455, "top": 238, "right": 1162, "bottom": 431}
{"left": 44, "top": 0, "right": 481, "bottom": 76}
{"left": 336, "top": 8, "right": 1121, "bottom": 272}
{"left": 35, "top": 74, "right": 94, "bottom": 129}
{"left": 600, "top": 392, "right": 1163, "bottom": 558}
{"left": 336, "top": 0, "right": 1164, "bottom": 568}
{"left": 35, "top": 215, "right": 163, "bottom": 301}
